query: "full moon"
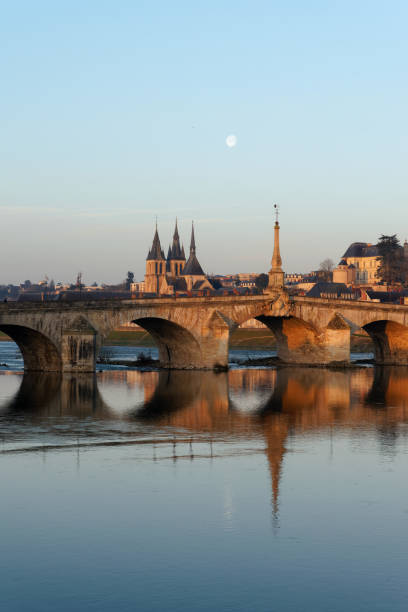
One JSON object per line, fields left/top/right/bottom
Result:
{"left": 226, "top": 134, "right": 237, "bottom": 148}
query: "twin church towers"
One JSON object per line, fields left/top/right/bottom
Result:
{"left": 144, "top": 220, "right": 213, "bottom": 295}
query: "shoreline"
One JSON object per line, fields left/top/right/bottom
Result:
{"left": 0, "top": 328, "right": 374, "bottom": 351}
{"left": 96, "top": 355, "right": 375, "bottom": 371}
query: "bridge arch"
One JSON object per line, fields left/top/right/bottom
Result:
{"left": 0, "top": 324, "right": 62, "bottom": 371}
{"left": 256, "top": 315, "right": 320, "bottom": 360}
{"left": 131, "top": 317, "right": 202, "bottom": 369}
{"left": 230, "top": 309, "right": 351, "bottom": 365}
{"left": 363, "top": 320, "right": 408, "bottom": 365}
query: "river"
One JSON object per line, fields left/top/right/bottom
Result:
{"left": 0, "top": 341, "right": 407, "bottom": 611}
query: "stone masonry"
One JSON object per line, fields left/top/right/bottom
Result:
{"left": 1, "top": 292, "right": 408, "bottom": 371}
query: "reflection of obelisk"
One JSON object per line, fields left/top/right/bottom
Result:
{"left": 263, "top": 414, "right": 288, "bottom": 521}
{"left": 268, "top": 205, "right": 284, "bottom": 291}
{"left": 257, "top": 368, "right": 290, "bottom": 523}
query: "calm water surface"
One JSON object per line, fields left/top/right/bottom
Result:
{"left": 0, "top": 341, "right": 407, "bottom": 611}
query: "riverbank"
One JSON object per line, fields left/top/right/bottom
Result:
{"left": 102, "top": 328, "right": 278, "bottom": 348}
{"left": 97, "top": 355, "right": 374, "bottom": 370}
{"left": 0, "top": 328, "right": 375, "bottom": 351}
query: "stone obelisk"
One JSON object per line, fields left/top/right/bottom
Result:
{"left": 268, "top": 205, "right": 284, "bottom": 291}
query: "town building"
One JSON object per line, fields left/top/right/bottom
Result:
{"left": 335, "top": 242, "right": 379, "bottom": 285}
{"left": 285, "top": 273, "right": 303, "bottom": 285}
{"left": 332, "top": 259, "right": 356, "bottom": 285}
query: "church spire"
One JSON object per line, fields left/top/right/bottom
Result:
{"left": 182, "top": 222, "right": 205, "bottom": 277}
{"left": 147, "top": 223, "right": 165, "bottom": 261}
{"left": 168, "top": 218, "right": 184, "bottom": 260}
{"left": 190, "top": 221, "right": 196, "bottom": 256}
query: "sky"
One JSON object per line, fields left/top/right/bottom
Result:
{"left": 1, "top": 0, "right": 407, "bottom": 285}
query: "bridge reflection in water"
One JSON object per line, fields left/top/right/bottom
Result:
{"left": 2, "top": 366, "right": 408, "bottom": 521}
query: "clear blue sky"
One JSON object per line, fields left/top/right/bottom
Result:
{"left": 1, "top": 0, "right": 407, "bottom": 284}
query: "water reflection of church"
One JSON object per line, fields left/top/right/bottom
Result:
{"left": 4, "top": 366, "right": 408, "bottom": 521}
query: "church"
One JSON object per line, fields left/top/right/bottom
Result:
{"left": 144, "top": 221, "right": 213, "bottom": 295}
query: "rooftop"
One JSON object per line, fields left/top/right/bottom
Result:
{"left": 343, "top": 242, "right": 379, "bottom": 258}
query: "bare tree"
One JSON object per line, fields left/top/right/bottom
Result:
{"left": 319, "top": 258, "right": 334, "bottom": 281}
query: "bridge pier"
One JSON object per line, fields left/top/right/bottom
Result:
{"left": 259, "top": 314, "right": 350, "bottom": 365}
{"left": 60, "top": 318, "right": 98, "bottom": 373}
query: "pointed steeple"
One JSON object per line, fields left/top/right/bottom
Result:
{"left": 182, "top": 222, "right": 205, "bottom": 277}
{"left": 190, "top": 221, "right": 196, "bottom": 256}
{"left": 169, "top": 218, "right": 184, "bottom": 260}
{"left": 147, "top": 224, "right": 165, "bottom": 261}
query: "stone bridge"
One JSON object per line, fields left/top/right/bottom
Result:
{"left": 1, "top": 290, "right": 408, "bottom": 371}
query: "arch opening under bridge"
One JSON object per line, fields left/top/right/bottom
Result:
{"left": 363, "top": 320, "right": 408, "bottom": 365}
{"left": 0, "top": 324, "right": 62, "bottom": 372}
{"left": 228, "top": 317, "right": 276, "bottom": 363}
{"left": 99, "top": 316, "right": 203, "bottom": 370}
{"left": 243, "top": 314, "right": 332, "bottom": 364}
{"left": 135, "top": 317, "right": 202, "bottom": 369}
{"left": 229, "top": 310, "right": 338, "bottom": 365}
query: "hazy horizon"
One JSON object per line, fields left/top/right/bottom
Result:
{"left": 1, "top": 1, "right": 407, "bottom": 285}
{"left": 0, "top": 213, "right": 400, "bottom": 287}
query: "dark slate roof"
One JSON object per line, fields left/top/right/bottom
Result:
{"left": 367, "top": 289, "right": 408, "bottom": 303}
{"left": 339, "top": 259, "right": 347, "bottom": 266}
{"left": 17, "top": 292, "right": 47, "bottom": 302}
{"left": 166, "top": 277, "right": 187, "bottom": 291}
{"left": 192, "top": 280, "right": 208, "bottom": 290}
{"left": 342, "top": 242, "right": 379, "bottom": 258}
{"left": 306, "top": 282, "right": 352, "bottom": 298}
{"left": 182, "top": 254, "right": 205, "bottom": 276}
{"left": 147, "top": 228, "right": 165, "bottom": 261}
{"left": 51, "top": 291, "right": 133, "bottom": 302}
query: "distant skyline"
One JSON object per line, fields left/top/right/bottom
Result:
{"left": 1, "top": 1, "right": 407, "bottom": 285}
